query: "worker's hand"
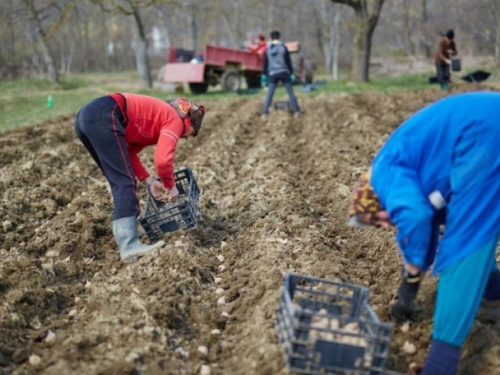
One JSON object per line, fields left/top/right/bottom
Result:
{"left": 391, "top": 299, "right": 419, "bottom": 323}
{"left": 260, "top": 75, "right": 267, "bottom": 86}
{"left": 404, "top": 263, "right": 421, "bottom": 275}
{"left": 290, "top": 74, "right": 296, "bottom": 83}
{"left": 358, "top": 210, "right": 392, "bottom": 229}
{"left": 146, "top": 177, "right": 164, "bottom": 201}
{"left": 446, "top": 59, "right": 452, "bottom": 65}
{"left": 407, "top": 363, "right": 423, "bottom": 375}
{"left": 167, "top": 185, "right": 179, "bottom": 202}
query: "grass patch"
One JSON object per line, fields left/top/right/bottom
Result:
{"left": 1, "top": 67, "right": 495, "bottom": 132}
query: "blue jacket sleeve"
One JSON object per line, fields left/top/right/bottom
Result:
{"left": 372, "top": 165, "right": 438, "bottom": 270}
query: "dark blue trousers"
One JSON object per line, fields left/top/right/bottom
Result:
{"left": 262, "top": 72, "right": 301, "bottom": 115}
{"left": 436, "top": 62, "right": 451, "bottom": 85}
{"left": 74, "top": 96, "right": 140, "bottom": 220}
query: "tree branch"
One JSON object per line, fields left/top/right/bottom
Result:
{"left": 330, "top": 0, "right": 359, "bottom": 9}
{"left": 43, "top": 0, "right": 79, "bottom": 40}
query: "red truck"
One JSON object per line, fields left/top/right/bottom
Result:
{"left": 162, "top": 42, "right": 314, "bottom": 94}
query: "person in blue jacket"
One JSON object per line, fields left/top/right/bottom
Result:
{"left": 348, "top": 91, "right": 500, "bottom": 375}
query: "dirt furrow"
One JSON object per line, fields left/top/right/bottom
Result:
{"left": 2, "top": 85, "right": 500, "bottom": 375}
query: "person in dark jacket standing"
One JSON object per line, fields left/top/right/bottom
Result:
{"left": 261, "top": 30, "right": 301, "bottom": 119}
{"left": 435, "top": 29, "right": 457, "bottom": 90}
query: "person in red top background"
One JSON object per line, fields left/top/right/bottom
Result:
{"left": 74, "top": 94, "right": 205, "bottom": 262}
{"left": 248, "top": 33, "right": 267, "bottom": 56}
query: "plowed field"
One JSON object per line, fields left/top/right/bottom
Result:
{"left": 1, "top": 84, "right": 500, "bottom": 375}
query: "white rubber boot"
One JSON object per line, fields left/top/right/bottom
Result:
{"left": 112, "top": 216, "right": 165, "bottom": 262}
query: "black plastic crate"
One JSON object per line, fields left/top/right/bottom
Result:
{"left": 274, "top": 101, "right": 292, "bottom": 111}
{"left": 276, "top": 274, "right": 393, "bottom": 375}
{"left": 139, "top": 168, "right": 200, "bottom": 242}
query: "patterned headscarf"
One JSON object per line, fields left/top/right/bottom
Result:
{"left": 348, "top": 169, "right": 382, "bottom": 226}
{"left": 167, "top": 97, "right": 205, "bottom": 136}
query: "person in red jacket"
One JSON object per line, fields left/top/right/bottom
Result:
{"left": 74, "top": 94, "right": 205, "bottom": 262}
{"left": 248, "top": 33, "right": 267, "bottom": 56}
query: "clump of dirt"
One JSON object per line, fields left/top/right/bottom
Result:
{"left": 1, "top": 82, "right": 500, "bottom": 375}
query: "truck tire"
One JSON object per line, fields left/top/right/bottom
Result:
{"left": 221, "top": 69, "right": 242, "bottom": 92}
{"left": 189, "top": 82, "right": 209, "bottom": 94}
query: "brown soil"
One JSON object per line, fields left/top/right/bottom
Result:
{"left": 1, "top": 83, "right": 500, "bottom": 375}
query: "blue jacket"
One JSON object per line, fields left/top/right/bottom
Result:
{"left": 264, "top": 41, "right": 293, "bottom": 77}
{"left": 371, "top": 92, "right": 500, "bottom": 273}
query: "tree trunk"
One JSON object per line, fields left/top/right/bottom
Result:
{"left": 66, "top": 32, "right": 75, "bottom": 75}
{"left": 83, "top": 19, "right": 89, "bottom": 72}
{"left": 315, "top": 1, "right": 341, "bottom": 78}
{"left": 24, "top": 25, "right": 43, "bottom": 76}
{"left": 403, "top": 0, "right": 415, "bottom": 56}
{"left": 489, "top": 0, "right": 500, "bottom": 65}
{"left": 332, "top": 8, "right": 341, "bottom": 80}
{"left": 331, "top": 0, "right": 385, "bottom": 82}
{"left": 221, "top": 1, "right": 242, "bottom": 48}
{"left": 131, "top": 6, "right": 152, "bottom": 88}
{"left": 315, "top": 1, "right": 333, "bottom": 74}
{"left": 8, "top": 0, "right": 15, "bottom": 61}
{"left": 222, "top": 14, "right": 238, "bottom": 47}
{"left": 420, "top": 0, "right": 431, "bottom": 58}
{"left": 60, "top": 37, "right": 66, "bottom": 74}
{"left": 496, "top": 22, "right": 500, "bottom": 65}
{"left": 352, "top": 17, "right": 371, "bottom": 82}
{"left": 267, "top": 0, "right": 276, "bottom": 32}
{"left": 187, "top": 7, "right": 197, "bottom": 50}
{"left": 25, "top": 0, "right": 59, "bottom": 82}
{"left": 156, "top": 4, "right": 172, "bottom": 48}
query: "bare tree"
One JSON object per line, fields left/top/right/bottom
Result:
{"left": 6, "top": 0, "right": 16, "bottom": 62}
{"left": 267, "top": 0, "right": 278, "bottom": 32}
{"left": 183, "top": 0, "right": 198, "bottom": 50}
{"left": 3, "top": 0, "right": 500, "bottom": 82}
{"left": 219, "top": 1, "right": 244, "bottom": 47}
{"left": 130, "top": 2, "right": 152, "bottom": 87}
{"left": 314, "top": 1, "right": 342, "bottom": 79}
{"left": 90, "top": 0, "right": 154, "bottom": 87}
{"left": 488, "top": 0, "right": 500, "bottom": 64}
{"left": 330, "top": 0, "right": 385, "bottom": 82}
{"left": 21, "top": 0, "right": 78, "bottom": 82}
{"left": 402, "top": 0, "right": 415, "bottom": 56}
{"left": 420, "top": 0, "right": 431, "bottom": 58}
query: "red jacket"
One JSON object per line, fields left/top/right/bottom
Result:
{"left": 109, "top": 93, "right": 192, "bottom": 189}
{"left": 248, "top": 41, "right": 267, "bottom": 55}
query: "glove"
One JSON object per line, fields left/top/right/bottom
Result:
{"left": 390, "top": 268, "right": 421, "bottom": 322}
{"left": 290, "top": 74, "right": 296, "bottom": 83}
{"left": 260, "top": 75, "right": 267, "bottom": 85}
{"left": 167, "top": 185, "right": 179, "bottom": 202}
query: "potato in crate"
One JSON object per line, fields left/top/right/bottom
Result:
{"left": 276, "top": 273, "right": 393, "bottom": 375}
{"left": 139, "top": 167, "right": 200, "bottom": 242}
